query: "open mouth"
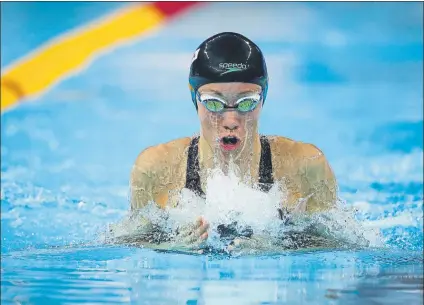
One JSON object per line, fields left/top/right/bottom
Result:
{"left": 220, "top": 136, "right": 240, "bottom": 151}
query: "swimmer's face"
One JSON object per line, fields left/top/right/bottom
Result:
{"left": 197, "top": 82, "right": 262, "bottom": 155}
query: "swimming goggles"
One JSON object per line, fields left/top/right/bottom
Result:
{"left": 196, "top": 92, "right": 262, "bottom": 113}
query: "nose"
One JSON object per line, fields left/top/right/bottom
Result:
{"left": 222, "top": 111, "right": 239, "bottom": 131}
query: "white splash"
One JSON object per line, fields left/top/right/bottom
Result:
{"left": 106, "top": 168, "right": 384, "bottom": 253}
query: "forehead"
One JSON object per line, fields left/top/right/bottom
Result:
{"left": 198, "top": 82, "right": 261, "bottom": 94}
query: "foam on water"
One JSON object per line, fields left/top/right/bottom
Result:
{"left": 105, "top": 166, "right": 384, "bottom": 255}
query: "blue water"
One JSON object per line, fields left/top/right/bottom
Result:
{"left": 1, "top": 2, "right": 423, "bottom": 304}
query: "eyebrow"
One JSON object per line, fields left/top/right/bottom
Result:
{"left": 201, "top": 89, "right": 259, "bottom": 96}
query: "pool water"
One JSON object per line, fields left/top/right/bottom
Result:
{"left": 1, "top": 2, "right": 423, "bottom": 304}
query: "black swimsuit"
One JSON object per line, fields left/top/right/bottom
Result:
{"left": 185, "top": 136, "right": 274, "bottom": 197}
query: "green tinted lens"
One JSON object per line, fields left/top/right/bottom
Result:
{"left": 237, "top": 98, "right": 258, "bottom": 112}
{"left": 204, "top": 99, "right": 225, "bottom": 112}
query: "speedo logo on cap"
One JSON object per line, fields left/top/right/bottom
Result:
{"left": 219, "top": 63, "right": 249, "bottom": 74}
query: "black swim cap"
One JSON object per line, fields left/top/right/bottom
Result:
{"left": 189, "top": 32, "right": 268, "bottom": 110}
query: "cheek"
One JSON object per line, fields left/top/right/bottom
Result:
{"left": 252, "top": 104, "right": 262, "bottom": 118}
{"left": 246, "top": 107, "right": 261, "bottom": 125}
{"left": 239, "top": 118, "right": 253, "bottom": 133}
{"left": 198, "top": 106, "right": 208, "bottom": 123}
{"left": 198, "top": 108, "right": 220, "bottom": 129}
{"left": 241, "top": 110, "right": 260, "bottom": 128}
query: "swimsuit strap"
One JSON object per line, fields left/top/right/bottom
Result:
{"left": 258, "top": 135, "right": 274, "bottom": 192}
{"left": 185, "top": 136, "right": 205, "bottom": 197}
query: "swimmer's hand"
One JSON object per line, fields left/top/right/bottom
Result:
{"left": 172, "top": 216, "right": 209, "bottom": 252}
{"left": 278, "top": 208, "right": 293, "bottom": 225}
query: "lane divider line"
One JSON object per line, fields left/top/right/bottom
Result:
{"left": 1, "top": 2, "right": 201, "bottom": 113}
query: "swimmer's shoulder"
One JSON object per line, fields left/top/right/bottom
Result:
{"left": 266, "top": 135, "right": 325, "bottom": 162}
{"left": 265, "top": 135, "right": 331, "bottom": 184}
{"left": 130, "top": 137, "right": 193, "bottom": 209}
{"left": 266, "top": 135, "right": 337, "bottom": 212}
{"left": 133, "top": 136, "right": 192, "bottom": 172}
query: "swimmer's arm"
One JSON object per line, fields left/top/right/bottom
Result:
{"left": 130, "top": 165, "right": 153, "bottom": 210}
{"left": 300, "top": 145, "right": 338, "bottom": 213}
{"left": 130, "top": 149, "right": 162, "bottom": 210}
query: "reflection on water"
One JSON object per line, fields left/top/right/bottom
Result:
{"left": 1, "top": 246, "right": 423, "bottom": 305}
{"left": 1, "top": 1, "right": 422, "bottom": 305}
{"left": 327, "top": 274, "right": 423, "bottom": 305}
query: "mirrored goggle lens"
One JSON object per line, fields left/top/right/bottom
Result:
{"left": 199, "top": 95, "right": 261, "bottom": 113}
{"left": 203, "top": 98, "right": 225, "bottom": 112}
{"left": 236, "top": 97, "right": 259, "bottom": 112}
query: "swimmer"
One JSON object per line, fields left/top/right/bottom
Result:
{"left": 129, "top": 32, "right": 338, "bottom": 250}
